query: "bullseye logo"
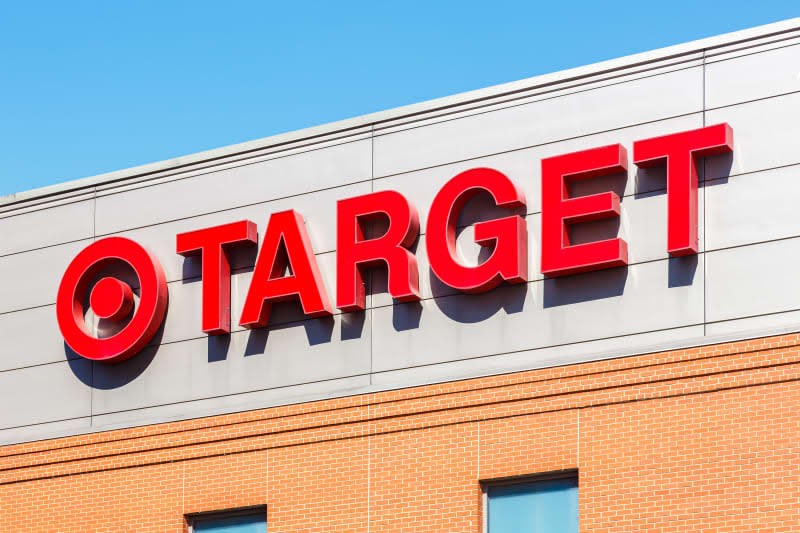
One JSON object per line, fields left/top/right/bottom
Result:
{"left": 56, "top": 237, "right": 168, "bottom": 363}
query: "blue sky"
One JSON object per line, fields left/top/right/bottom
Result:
{"left": 1, "top": 1, "right": 797, "bottom": 196}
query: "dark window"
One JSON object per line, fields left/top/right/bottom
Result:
{"left": 189, "top": 509, "right": 266, "bottom": 533}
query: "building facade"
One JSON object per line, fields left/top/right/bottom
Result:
{"left": 2, "top": 19, "right": 800, "bottom": 532}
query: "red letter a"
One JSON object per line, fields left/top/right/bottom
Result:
{"left": 240, "top": 210, "right": 332, "bottom": 328}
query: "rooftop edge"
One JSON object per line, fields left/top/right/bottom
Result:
{"left": 2, "top": 16, "right": 799, "bottom": 208}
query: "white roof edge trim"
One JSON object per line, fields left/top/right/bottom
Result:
{"left": 3, "top": 17, "right": 799, "bottom": 208}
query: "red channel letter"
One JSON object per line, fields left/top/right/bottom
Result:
{"left": 426, "top": 168, "right": 527, "bottom": 293}
{"left": 240, "top": 210, "right": 332, "bottom": 328}
{"left": 633, "top": 123, "right": 733, "bottom": 256}
{"left": 56, "top": 237, "right": 169, "bottom": 363}
{"left": 541, "top": 144, "right": 628, "bottom": 277}
{"left": 176, "top": 220, "right": 257, "bottom": 335}
{"left": 337, "top": 191, "right": 420, "bottom": 311}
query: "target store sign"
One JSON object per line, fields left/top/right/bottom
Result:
{"left": 57, "top": 124, "right": 733, "bottom": 363}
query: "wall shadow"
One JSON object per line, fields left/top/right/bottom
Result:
{"left": 429, "top": 277, "right": 528, "bottom": 324}
{"left": 180, "top": 245, "right": 258, "bottom": 282}
{"left": 568, "top": 217, "right": 621, "bottom": 247}
{"left": 455, "top": 190, "right": 527, "bottom": 227}
{"left": 243, "top": 328, "right": 268, "bottom": 355}
{"left": 341, "top": 311, "right": 366, "bottom": 340}
{"left": 570, "top": 170, "right": 627, "bottom": 200}
{"left": 65, "top": 345, "right": 93, "bottom": 384}
{"left": 241, "top": 303, "right": 360, "bottom": 357}
{"left": 634, "top": 152, "right": 734, "bottom": 199}
{"left": 393, "top": 300, "right": 422, "bottom": 331}
{"left": 68, "top": 302, "right": 168, "bottom": 390}
{"left": 667, "top": 254, "right": 698, "bottom": 287}
{"left": 634, "top": 165, "right": 668, "bottom": 198}
{"left": 207, "top": 334, "right": 231, "bottom": 362}
{"left": 703, "top": 152, "right": 734, "bottom": 186}
{"left": 542, "top": 266, "right": 628, "bottom": 308}
{"left": 91, "top": 261, "right": 140, "bottom": 290}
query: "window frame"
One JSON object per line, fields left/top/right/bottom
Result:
{"left": 185, "top": 505, "right": 267, "bottom": 533}
{"left": 480, "top": 470, "right": 578, "bottom": 533}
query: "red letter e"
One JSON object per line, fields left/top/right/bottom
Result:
{"left": 541, "top": 144, "right": 628, "bottom": 277}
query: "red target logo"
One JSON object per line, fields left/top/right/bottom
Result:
{"left": 56, "top": 237, "right": 168, "bottom": 363}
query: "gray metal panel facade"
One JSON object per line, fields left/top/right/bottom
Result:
{"left": 2, "top": 20, "right": 800, "bottom": 444}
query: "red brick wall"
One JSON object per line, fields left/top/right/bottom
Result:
{"left": 2, "top": 333, "right": 799, "bottom": 532}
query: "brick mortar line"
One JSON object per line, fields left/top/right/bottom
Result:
{"left": 2, "top": 343, "right": 798, "bottom": 476}
{"left": 2, "top": 332, "right": 796, "bottom": 461}
{"left": 2, "top": 364, "right": 797, "bottom": 487}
